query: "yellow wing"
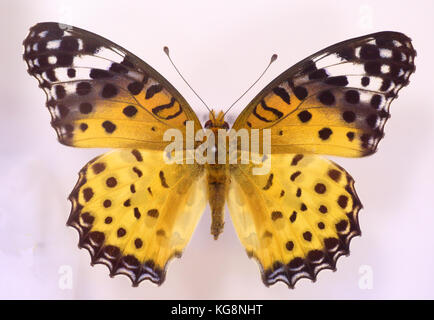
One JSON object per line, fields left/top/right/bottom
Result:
{"left": 23, "top": 22, "right": 207, "bottom": 286}
{"left": 228, "top": 154, "right": 361, "bottom": 287}
{"left": 233, "top": 31, "right": 416, "bottom": 157}
{"left": 68, "top": 149, "right": 206, "bottom": 285}
{"left": 23, "top": 22, "right": 201, "bottom": 150}
{"left": 228, "top": 31, "right": 415, "bottom": 287}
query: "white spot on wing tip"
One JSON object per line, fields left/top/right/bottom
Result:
{"left": 355, "top": 47, "right": 361, "bottom": 58}
{"left": 392, "top": 40, "right": 401, "bottom": 47}
{"left": 77, "top": 38, "right": 84, "bottom": 51}
{"left": 58, "top": 23, "right": 73, "bottom": 31}
{"left": 48, "top": 56, "right": 57, "bottom": 64}
{"left": 381, "top": 64, "right": 390, "bottom": 74}
{"left": 53, "top": 106, "right": 61, "bottom": 118}
{"left": 379, "top": 48, "right": 392, "bottom": 58}
{"left": 47, "top": 40, "right": 61, "bottom": 50}
{"left": 38, "top": 30, "right": 48, "bottom": 38}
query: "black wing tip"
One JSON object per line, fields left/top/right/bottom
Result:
{"left": 368, "top": 30, "right": 412, "bottom": 38}
{"left": 28, "top": 22, "right": 72, "bottom": 31}
{"left": 24, "top": 22, "right": 70, "bottom": 45}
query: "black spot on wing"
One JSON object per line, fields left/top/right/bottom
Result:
{"left": 293, "top": 86, "right": 308, "bottom": 100}
{"left": 337, "top": 46, "right": 355, "bottom": 60}
{"left": 76, "top": 82, "right": 91, "bottom": 96}
{"left": 291, "top": 154, "right": 303, "bottom": 166}
{"left": 318, "top": 128, "right": 333, "bottom": 140}
{"left": 131, "top": 150, "right": 143, "bottom": 162}
{"left": 123, "top": 105, "right": 138, "bottom": 117}
{"left": 90, "top": 69, "right": 113, "bottom": 79}
{"left": 159, "top": 171, "right": 169, "bottom": 188}
{"left": 360, "top": 44, "right": 380, "bottom": 60}
{"left": 297, "top": 110, "right": 312, "bottom": 123}
{"left": 309, "top": 68, "right": 328, "bottom": 80}
{"left": 102, "top": 121, "right": 116, "bottom": 133}
{"left": 253, "top": 100, "right": 284, "bottom": 123}
{"left": 101, "top": 83, "right": 118, "bottom": 98}
{"left": 253, "top": 105, "right": 272, "bottom": 123}
{"left": 345, "top": 90, "right": 360, "bottom": 104}
{"left": 325, "top": 76, "right": 348, "bottom": 86}
{"left": 318, "top": 90, "right": 335, "bottom": 105}
{"left": 127, "top": 81, "right": 144, "bottom": 95}
{"left": 152, "top": 97, "right": 182, "bottom": 120}
{"left": 272, "top": 87, "right": 290, "bottom": 104}
{"left": 146, "top": 84, "right": 163, "bottom": 99}
{"left": 263, "top": 174, "right": 274, "bottom": 190}
{"left": 109, "top": 63, "right": 128, "bottom": 74}
{"left": 60, "top": 36, "right": 79, "bottom": 52}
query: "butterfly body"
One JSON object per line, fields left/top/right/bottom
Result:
{"left": 204, "top": 110, "right": 230, "bottom": 239}
{"left": 23, "top": 23, "right": 415, "bottom": 287}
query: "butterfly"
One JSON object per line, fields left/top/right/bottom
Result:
{"left": 23, "top": 22, "right": 416, "bottom": 288}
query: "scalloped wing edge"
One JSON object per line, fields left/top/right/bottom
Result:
{"left": 66, "top": 155, "right": 182, "bottom": 287}
{"left": 247, "top": 165, "right": 362, "bottom": 289}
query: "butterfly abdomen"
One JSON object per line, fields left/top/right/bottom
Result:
{"left": 206, "top": 163, "right": 229, "bottom": 240}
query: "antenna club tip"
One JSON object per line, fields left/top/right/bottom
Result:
{"left": 271, "top": 54, "right": 278, "bottom": 63}
{"left": 163, "top": 46, "right": 170, "bottom": 55}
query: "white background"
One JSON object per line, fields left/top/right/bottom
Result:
{"left": 0, "top": 0, "right": 433, "bottom": 299}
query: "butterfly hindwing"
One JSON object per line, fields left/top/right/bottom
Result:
{"left": 228, "top": 154, "right": 361, "bottom": 287}
{"left": 23, "top": 22, "right": 201, "bottom": 150}
{"left": 233, "top": 31, "right": 416, "bottom": 157}
{"left": 68, "top": 149, "right": 206, "bottom": 285}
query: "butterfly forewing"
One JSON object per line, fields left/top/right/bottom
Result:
{"left": 233, "top": 31, "right": 416, "bottom": 157}
{"left": 23, "top": 22, "right": 201, "bottom": 150}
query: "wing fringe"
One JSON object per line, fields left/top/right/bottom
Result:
{"left": 254, "top": 168, "right": 362, "bottom": 288}
{"left": 66, "top": 155, "right": 182, "bottom": 287}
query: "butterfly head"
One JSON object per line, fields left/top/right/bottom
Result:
{"left": 204, "top": 110, "right": 229, "bottom": 130}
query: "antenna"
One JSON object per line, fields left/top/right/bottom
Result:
{"left": 223, "top": 54, "right": 278, "bottom": 117}
{"left": 163, "top": 46, "right": 213, "bottom": 117}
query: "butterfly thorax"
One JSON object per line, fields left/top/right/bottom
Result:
{"left": 204, "top": 110, "right": 230, "bottom": 131}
